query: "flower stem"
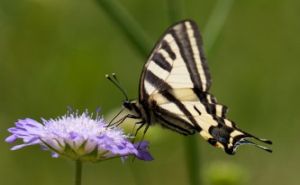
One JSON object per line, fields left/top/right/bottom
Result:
{"left": 95, "top": 0, "right": 152, "bottom": 57}
{"left": 75, "top": 160, "right": 82, "bottom": 185}
{"left": 184, "top": 135, "right": 201, "bottom": 185}
{"left": 166, "top": 1, "right": 235, "bottom": 185}
{"left": 166, "top": 1, "right": 201, "bottom": 185}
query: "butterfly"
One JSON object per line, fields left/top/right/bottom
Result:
{"left": 107, "top": 19, "right": 272, "bottom": 154}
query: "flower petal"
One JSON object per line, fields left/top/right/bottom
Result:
{"left": 5, "top": 135, "right": 17, "bottom": 143}
{"left": 134, "top": 141, "right": 154, "bottom": 161}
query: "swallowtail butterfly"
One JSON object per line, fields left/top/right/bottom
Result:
{"left": 107, "top": 19, "right": 272, "bottom": 154}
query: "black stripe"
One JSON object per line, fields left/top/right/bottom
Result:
{"left": 161, "top": 40, "right": 176, "bottom": 60}
{"left": 145, "top": 70, "right": 171, "bottom": 91}
{"left": 160, "top": 90, "right": 201, "bottom": 131}
{"left": 145, "top": 67, "right": 202, "bottom": 132}
{"left": 192, "top": 90, "right": 212, "bottom": 114}
{"left": 232, "top": 134, "right": 247, "bottom": 147}
{"left": 207, "top": 94, "right": 217, "bottom": 103}
{"left": 190, "top": 21, "right": 211, "bottom": 90}
{"left": 210, "top": 104, "right": 216, "bottom": 115}
{"left": 231, "top": 121, "right": 237, "bottom": 128}
{"left": 215, "top": 115, "right": 226, "bottom": 125}
{"left": 146, "top": 70, "right": 201, "bottom": 131}
{"left": 155, "top": 113, "right": 194, "bottom": 135}
{"left": 193, "top": 105, "right": 202, "bottom": 115}
{"left": 155, "top": 105, "right": 196, "bottom": 131}
{"left": 152, "top": 52, "right": 172, "bottom": 72}
{"left": 170, "top": 23, "right": 203, "bottom": 91}
{"left": 193, "top": 88, "right": 206, "bottom": 101}
{"left": 221, "top": 106, "right": 228, "bottom": 118}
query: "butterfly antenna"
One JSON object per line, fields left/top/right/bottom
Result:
{"left": 112, "top": 73, "right": 128, "bottom": 99}
{"left": 112, "top": 73, "right": 120, "bottom": 83}
{"left": 105, "top": 73, "right": 129, "bottom": 100}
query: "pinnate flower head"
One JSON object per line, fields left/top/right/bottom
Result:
{"left": 6, "top": 111, "right": 153, "bottom": 162}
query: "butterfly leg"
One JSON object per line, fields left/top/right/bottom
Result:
{"left": 108, "top": 108, "right": 125, "bottom": 126}
{"left": 131, "top": 121, "right": 145, "bottom": 142}
{"left": 110, "top": 114, "right": 140, "bottom": 127}
{"left": 140, "top": 123, "right": 150, "bottom": 142}
{"left": 130, "top": 121, "right": 145, "bottom": 163}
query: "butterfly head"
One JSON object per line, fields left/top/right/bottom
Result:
{"left": 122, "top": 100, "right": 143, "bottom": 118}
{"left": 123, "top": 100, "right": 134, "bottom": 111}
{"left": 105, "top": 73, "right": 144, "bottom": 119}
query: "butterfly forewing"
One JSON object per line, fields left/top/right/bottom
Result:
{"left": 139, "top": 20, "right": 211, "bottom": 101}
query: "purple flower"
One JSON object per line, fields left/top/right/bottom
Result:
{"left": 6, "top": 111, "right": 153, "bottom": 162}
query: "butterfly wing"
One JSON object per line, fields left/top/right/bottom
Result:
{"left": 152, "top": 91, "right": 272, "bottom": 154}
{"left": 138, "top": 19, "right": 227, "bottom": 132}
{"left": 137, "top": 20, "right": 272, "bottom": 154}
{"left": 139, "top": 20, "right": 211, "bottom": 102}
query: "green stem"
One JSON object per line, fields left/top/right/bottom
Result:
{"left": 166, "top": 1, "right": 201, "bottom": 185}
{"left": 184, "top": 135, "right": 201, "bottom": 185}
{"left": 75, "top": 160, "right": 82, "bottom": 185}
{"left": 95, "top": 0, "right": 152, "bottom": 57}
{"left": 166, "top": 1, "right": 235, "bottom": 185}
{"left": 204, "top": 0, "right": 235, "bottom": 55}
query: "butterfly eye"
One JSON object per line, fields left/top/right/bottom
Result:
{"left": 123, "top": 101, "right": 132, "bottom": 110}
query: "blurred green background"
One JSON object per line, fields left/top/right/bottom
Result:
{"left": 0, "top": 0, "right": 299, "bottom": 185}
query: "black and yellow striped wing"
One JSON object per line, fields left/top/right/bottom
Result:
{"left": 152, "top": 91, "right": 271, "bottom": 154}
{"left": 138, "top": 20, "right": 272, "bottom": 154}
{"left": 139, "top": 20, "right": 211, "bottom": 101}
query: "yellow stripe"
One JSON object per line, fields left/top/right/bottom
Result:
{"left": 185, "top": 22, "right": 207, "bottom": 91}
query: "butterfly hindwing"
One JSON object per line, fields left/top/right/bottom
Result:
{"left": 152, "top": 95, "right": 270, "bottom": 154}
